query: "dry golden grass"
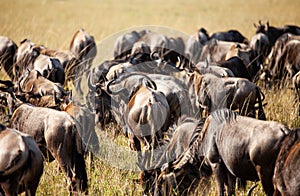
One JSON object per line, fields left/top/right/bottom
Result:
{"left": 1, "top": 0, "right": 300, "bottom": 195}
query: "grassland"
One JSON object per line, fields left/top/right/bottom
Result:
{"left": 0, "top": 0, "right": 300, "bottom": 195}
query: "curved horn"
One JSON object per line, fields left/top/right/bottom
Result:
{"left": 176, "top": 56, "right": 181, "bottom": 68}
{"left": 18, "top": 77, "right": 33, "bottom": 94}
{"left": 150, "top": 50, "right": 160, "bottom": 60}
{"left": 18, "top": 76, "right": 26, "bottom": 94}
{"left": 142, "top": 78, "right": 157, "bottom": 90}
{"left": 106, "top": 79, "right": 128, "bottom": 95}
{"left": 87, "top": 73, "right": 96, "bottom": 90}
{"left": 204, "top": 58, "right": 209, "bottom": 69}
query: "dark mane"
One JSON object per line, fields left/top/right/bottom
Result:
{"left": 188, "top": 117, "right": 206, "bottom": 147}
{"left": 210, "top": 108, "right": 238, "bottom": 124}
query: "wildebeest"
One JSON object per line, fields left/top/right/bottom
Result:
{"left": 273, "top": 128, "right": 300, "bottom": 196}
{"left": 172, "top": 109, "right": 290, "bottom": 196}
{"left": 194, "top": 60, "right": 235, "bottom": 77}
{"left": 69, "top": 28, "right": 97, "bottom": 66}
{"left": 0, "top": 124, "right": 43, "bottom": 196}
{"left": 61, "top": 100, "right": 99, "bottom": 154}
{"left": 113, "top": 30, "right": 142, "bottom": 60}
{"left": 249, "top": 33, "right": 270, "bottom": 68}
{"left": 13, "top": 39, "right": 40, "bottom": 80}
{"left": 185, "top": 28, "right": 209, "bottom": 64}
{"left": 254, "top": 20, "right": 300, "bottom": 55}
{"left": 199, "top": 39, "right": 248, "bottom": 63}
{"left": 0, "top": 36, "right": 17, "bottom": 80}
{"left": 149, "top": 74, "right": 193, "bottom": 124}
{"left": 18, "top": 69, "right": 67, "bottom": 103}
{"left": 270, "top": 39, "right": 300, "bottom": 85}
{"left": 210, "top": 29, "right": 248, "bottom": 44}
{"left": 9, "top": 102, "right": 88, "bottom": 194}
{"left": 293, "top": 71, "right": 300, "bottom": 102}
{"left": 139, "top": 117, "right": 212, "bottom": 195}
{"left": 193, "top": 72, "right": 266, "bottom": 119}
{"left": 12, "top": 39, "right": 66, "bottom": 85}
{"left": 268, "top": 34, "right": 300, "bottom": 78}
{"left": 218, "top": 56, "right": 252, "bottom": 81}
{"left": 105, "top": 73, "right": 171, "bottom": 167}
{"left": 32, "top": 54, "right": 65, "bottom": 85}
{"left": 125, "top": 81, "right": 170, "bottom": 151}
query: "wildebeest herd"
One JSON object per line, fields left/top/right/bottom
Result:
{"left": 0, "top": 20, "right": 300, "bottom": 195}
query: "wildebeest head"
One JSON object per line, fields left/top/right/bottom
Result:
{"left": 254, "top": 20, "right": 269, "bottom": 34}
{"left": 0, "top": 36, "right": 18, "bottom": 80}
{"left": 69, "top": 28, "right": 97, "bottom": 65}
{"left": 18, "top": 69, "right": 67, "bottom": 105}
{"left": 13, "top": 39, "right": 40, "bottom": 80}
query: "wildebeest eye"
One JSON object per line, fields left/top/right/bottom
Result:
{"left": 43, "top": 70, "right": 49, "bottom": 77}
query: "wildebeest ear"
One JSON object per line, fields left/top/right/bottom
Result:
{"left": 32, "top": 47, "right": 40, "bottom": 57}
{"left": 204, "top": 58, "right": 209, "bottom": 68}
{"left": 253, "top": 23, "right": 258, "bottom": 28}
{"left": 143, "top": 78, "right": 157, "bottom": 90}
{"left": 36, "top": 70, "right": 42, "bottom": 78}
{"left": 20, "top": 38, "right": 29, "bottom": 44}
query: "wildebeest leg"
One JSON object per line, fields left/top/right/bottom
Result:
{"left": 1, "top": 177, "right": 19, "bottom": 196}
{"left": 130, "top": 136, "right": 144, "bottom": 167}
{"left": 211, "top": 163, "right": 226, "bottom": 196}
{"left": 256, "top": 166, "right": 274, "bottom": 196}
{"left": 226, "top": 172, "right": 236, "bottom": 196}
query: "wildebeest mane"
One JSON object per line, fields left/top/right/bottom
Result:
{"left": 172, "top": 110, "right": 238, "bottom": 172}
{"left": 210, "top": 108, "right": 238, "bottom": 125}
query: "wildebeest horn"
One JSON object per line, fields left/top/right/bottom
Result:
{"left": 106, "top": 78, "right": 128, "bottom": 95}
{"left": 142, "top": 78, "right": 157, "bottom": 90}
{"left": 18, "top": 78, "right": 33, "bottom": 94}
{"left": 87, "top": 73, "right": 96, "bottom": 90}
{"left": 258, "top": 19, "right": 262, "bottom": 25}
{"left": 204, "top": 58, "right": 209, "bottom": 68}
{"left": 150, "top": 50, "right": 159, "bottom": 60}
{"left": 176, "top": 56, "right": 181, "bottom": 68}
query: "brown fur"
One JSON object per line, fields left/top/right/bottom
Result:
{"left": 9, "top": 104, "right": 88, "bottom": 194}
{"left": 273, "top": 129, "right": 300, "bottom": 196}
{"left": 0, "top": 124, "right": 43, "bottom": 196}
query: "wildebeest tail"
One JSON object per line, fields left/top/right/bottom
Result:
{"left": 72, "top": 125, "right": 88, "bottom": 194}
{"left": 255, "top": 87, "right": 266, "bottom": 120}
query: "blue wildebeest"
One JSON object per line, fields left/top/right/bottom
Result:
{"left": 139, "top": 117, "right": 212, "bottom": 195}
{"left": 199, "top": 39, "right": 248, "bottom": 64}
{"left": 0, "top": 36, "right": 17, "bottom": 80}
{"left": 185, "top": 28, "right": 209, "bottom": 64}
{"left": 106, "top": 74, "right": 171, "bottom": 168}
{"left": 210, "top": 29, "right": 248, "bottom": 44}
{"left": 172, "top": 109, "right": 290, "bottom": 196}
{"left": 113, "top": 30, "right": 142, "bottom": 60}
{"left": 254, "top": 20, "right": 300, "bottom": 57}
{"left": 8, "top": 99, "right": 88, "bottom": 194}
{"left": 270, "top": 39, "right": 300, "bottom": 86}
{"left": 273, "top": 128, "right": 300, "bottom": 196}
{"left": 0, "top": 124, "right": 43, "bottom": 196}
{"left": 249, "top": 33, "right": 270, "bottom": 67}
{"left": 193, "top": 72, "right": 266, "bottom": 120}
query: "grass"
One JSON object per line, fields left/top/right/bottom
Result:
{"left": 1, "top": 0, "right": 300, "bottom": 195}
